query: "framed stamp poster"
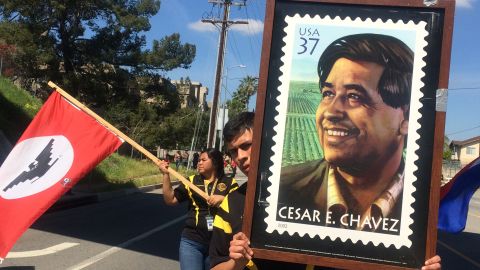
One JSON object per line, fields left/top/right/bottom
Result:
{"left": 244, "top": 0, "right": 455, "bottom": 269}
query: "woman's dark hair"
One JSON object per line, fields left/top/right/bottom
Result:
{"left": 201, "top": 148, "right": 225, "bottom": 178}
{"left": 317, "top": 33, "right": 413, "bottom": 113}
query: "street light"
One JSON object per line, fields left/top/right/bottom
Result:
{"left": 218, "top": 64, "right": 246, "bottom": 149}
{"left": 223, "top": 64, "right": 246, "bottom": 104}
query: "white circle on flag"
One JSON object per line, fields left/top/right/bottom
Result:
{"left": 0, "top": 135, "right": 74, "bottom": 199}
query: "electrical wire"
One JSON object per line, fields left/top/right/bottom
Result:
{"left": 448, "top": 87, "right": 480, "bottom": 91}
{"left": 446, "top": 124, "right": 480, "bottom": 136}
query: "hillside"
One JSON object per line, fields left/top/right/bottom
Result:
{"left": 0, "top": 77, "right": 42, "bottom": 143}
{"left": 0, "top": 77, "right": 191, "bottom": 192}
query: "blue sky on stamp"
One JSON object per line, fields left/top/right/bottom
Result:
{"left": 147, "top": 0, "right": 479, "bottom": 141}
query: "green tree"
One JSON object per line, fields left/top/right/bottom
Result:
{"left": 0, "top": 0, "right": 195, "bottom": 104}
{"left": 144, "top": 34, "right": 196, "bottom": 71}
{"left": 156, "top": 107, "right": 209, "bottom": 150}
{"left": 227, "top": 75, "right": 258, "bottom": 119}
{"left": 443, "top": 135, "right": 452, "bottom": 160}
{"left": 0, "top": 0, "right": 198, "bottom": 152}
{"left": 0, "top": 41, "right": 16, "bottom": 76}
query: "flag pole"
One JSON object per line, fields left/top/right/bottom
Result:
{"left": 47, "top": 81, "right": 209, "bottom": 200}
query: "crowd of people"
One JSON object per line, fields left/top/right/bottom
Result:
{"left": 168, "top": 149, "right": 237, "bottom": 177}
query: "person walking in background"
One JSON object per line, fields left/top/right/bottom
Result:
{"left": 182, "top": 151, "right": 189, "bottom": 167}
{"left": 158, "top": 148, "right": 238, "bottom": 270}
{"left": 174, "top": 150, "right": 181, "bottom": 170}
{"left": 223, "top": 154, "right": 232, "bottom": 176}
{"left": 192, "top": 151, "right": 200, "bottom": 169}
{"left": 231, "top": 160, "right": 237, "bottom": 177}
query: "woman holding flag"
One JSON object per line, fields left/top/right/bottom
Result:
{"left": 158, "top": 148, "right": 238, "bottom": 270}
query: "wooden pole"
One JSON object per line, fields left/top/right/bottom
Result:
{"left": 47, "top": 81, "right": 208, "bottom": 200}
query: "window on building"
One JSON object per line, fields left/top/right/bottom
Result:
{"left": 466, "top": 146, "right": 476, "bottom": 155}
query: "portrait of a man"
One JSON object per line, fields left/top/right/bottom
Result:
{"left": 250, "top": 3, "right": 453, "bottom": 267}
{"left": 277, "top": 33, "right": 413, "bottom": 235}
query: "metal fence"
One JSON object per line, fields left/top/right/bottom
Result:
{"left": 442, "top": 159, "right": 463, "bottom": 184}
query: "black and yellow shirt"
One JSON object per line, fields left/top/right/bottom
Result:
{"left": 210, "top": 183, "right": 331, "bottom": 270}
{"left": 174, "top": 174, "right": 238, "bottom": 245}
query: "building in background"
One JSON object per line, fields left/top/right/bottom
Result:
{"left": 171, "top": 79, "right": 208, "bottom": 110}
{"left": 450, "top": 136, "right": 480, "bottom": 166}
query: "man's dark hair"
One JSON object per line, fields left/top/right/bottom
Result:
{"left": 223, "top": 112, "right": 254, "bottom": 145}
{"left": 317, "top": 33, "right": 413, "bottom": 111}
{"left": 201, "top": 148, "right": 225, "bottom": 178}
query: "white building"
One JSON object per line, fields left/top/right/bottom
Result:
{"left": 450, "top": 135, "right": 480, "bottom": 166}
{"left": 171, "top": 79, "right": 208, "bottom": 109}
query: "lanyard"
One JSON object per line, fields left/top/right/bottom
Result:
{"left": 204, "top": 178, "right": 218, "bottom": 197}
{"left": 204, "top": 178, "right": 219, "bottom": 216}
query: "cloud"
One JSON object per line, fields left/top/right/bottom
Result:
{"left": 188, "top": 18, "right": 263, "bottom": 35}
{"left": 449, "top": 70, "right": 480, "bottom": 88}
{"left": 230, "top": 19, "right": 264, "bottom": 35}
{"left": 188, "top": 20, "right": 217, "bottom": 32}
{"left": 456, "top": 0, "right": 475, "bottom": 8}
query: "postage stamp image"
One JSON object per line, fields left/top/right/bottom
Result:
{"left": 264, "top": 14, "right": 429, "bottom": 248}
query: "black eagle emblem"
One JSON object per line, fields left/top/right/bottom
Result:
{"left": 3, "top": 139, "right": 59, "bottom": 192}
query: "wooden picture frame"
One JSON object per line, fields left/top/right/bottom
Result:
{"left": 243, "top": 0, "right": 455, "bottom": 269}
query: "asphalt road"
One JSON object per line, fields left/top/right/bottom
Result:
{"left": 1, "top": 182, "right": 478, "bottom": 270}
{"left": 2, "top": 190, "right": 185, "bottom": 270}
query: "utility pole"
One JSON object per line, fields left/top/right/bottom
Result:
{"left": 203, "top": 0, "right": 247, "bottom": 149}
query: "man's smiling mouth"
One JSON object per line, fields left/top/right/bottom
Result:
{"left": 326, "top": 129, "right": 350, "bottom": 137}
{"left": 323, "top": 127, "right": 359, "bottom": 144}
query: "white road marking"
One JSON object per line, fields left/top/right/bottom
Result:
{"left": 67, "top": 215, "right": 186, "bottom": 270}
{"left": 469, "top": 212, "right": 480, "bottom": 219}
{"left": 438, "top": 240, "right": 480, "bottom": 268}
{"left": 7, "top": 242, "right": 79, "bottom": 258}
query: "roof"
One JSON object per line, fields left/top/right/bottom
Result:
{"left": 450, "top": 135, "right": 480, "bottom": 147}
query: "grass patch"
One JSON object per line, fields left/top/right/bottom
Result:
{"left": 97, "top": 153, "right": 160, "bottom": 181}
{"left": 77, "top": 153, "right": 197, "bottom": 192}
{"left": 0, "top": 77, "right": 42, "bottom": 117}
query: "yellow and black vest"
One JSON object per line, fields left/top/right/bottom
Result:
{"left": 174, "top": 174, "right": 238, "bottom": 245}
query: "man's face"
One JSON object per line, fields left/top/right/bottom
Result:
{"left": 226, "top": 128, "right": 253, "bottom": 175}
{"left": 316, "top": 58, "right": 408, "bottom": 170}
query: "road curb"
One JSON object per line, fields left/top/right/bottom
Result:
{"left": 48, "top": 172, "right": 247, "bottom": 213}
{"left": 48, "top": 183, "right": 166, "bottom": 213}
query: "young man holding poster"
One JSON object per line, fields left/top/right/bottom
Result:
{"left": 209, "top": 112, "right": 441, "bottom": 270}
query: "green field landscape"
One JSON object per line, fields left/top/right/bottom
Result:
{"left": 281, "top": 80, "right": 324, "bottom": 166}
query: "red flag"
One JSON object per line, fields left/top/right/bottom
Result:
{"left": 0, "top": 91, "right": 123, "bottom": 259}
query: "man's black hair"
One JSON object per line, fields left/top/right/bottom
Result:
{"left": 223, "top": 112, "right": 254, "bottom": 145}
{"left": 317, "top": 33, "right": 413, "bottom": 111}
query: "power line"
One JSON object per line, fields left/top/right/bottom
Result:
{"left": 448, "top": 87, "right": 480, "bottom": 91}
{"left": 251, "top": 0, "right": 264, "bottom": 51}
{"left": 243, "top": 6, "right": 259, "bottom": 61}
{"left": 228, "top": 32, "right": 242, "bottom": 64}
{"left": 446, "top": 124, "right": 480, "bottom": 136}
{"left": 202, "top": 0, "right": 248, "bottom": 148}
